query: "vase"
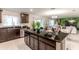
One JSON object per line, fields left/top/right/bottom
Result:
{"left": 37, "top": 29, "right": 40, "bottom": 33}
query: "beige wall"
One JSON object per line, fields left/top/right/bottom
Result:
{"left": 0, "top": 10, "right": 20, "bottom": 27}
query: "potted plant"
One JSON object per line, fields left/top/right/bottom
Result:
{"left": 36, "top": 21, "right": 41, "bottom": 33}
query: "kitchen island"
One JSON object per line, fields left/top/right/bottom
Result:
{"left": 24, "top": 29, "right": 68, "bottom": 50}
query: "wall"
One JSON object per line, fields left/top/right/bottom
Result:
{"left": 0, "top": 10, "right": 21, "bottom": 27}
{"left": 2, "top": 10, "right": 20, "bottom": 22}
{"left": 27, "top": 14, "right": 48, "bottom": 28}
{"left": 0, "top": 10, "right": 48, "bottom": 28}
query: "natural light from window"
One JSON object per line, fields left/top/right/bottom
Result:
{"left": 3, "top": 16, "right": 20, "bottom": 26}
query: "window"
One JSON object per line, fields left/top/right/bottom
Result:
{"left": 3, "top": 15, "right": 20, "bottom": 26}
{"left": 12, "top": 16, "right": 20, "bottom": 26}
{"left": 48, "top": 20, "right": 55, "bottom": 28}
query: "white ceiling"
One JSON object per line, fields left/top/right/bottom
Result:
{"left": 2, "top": 8, "right": 79, "bottom": 18}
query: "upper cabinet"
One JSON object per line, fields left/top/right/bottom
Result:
{"left": 0, "top": 10, "right": 2, "bottom": 23}
{"left": 20, "top": 13, "right": 29, "bottom": 23}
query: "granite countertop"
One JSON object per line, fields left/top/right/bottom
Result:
{"left": 24, "top": 29, "right": 68, "bottom": 42}
{"left": 0, "top": 25, "right": 30, "bottom": 29}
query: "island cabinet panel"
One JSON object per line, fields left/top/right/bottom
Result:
{"left": 45, "top": 44, "right": 56, "bottom": 50}
{"left": 30, "top": 36, "right": 34, "bottom": 49}
{"left": 29, "top": 35, "right": 39, "bottom": 50}
{"left": 24, "top": 36, "right": 30, "bottom": 46}
{"left": 24, "top": 33, "right": 56, "bottom": 50}
{"left": 39, "top": 41, "right": 55, "bottom": 50}
{"left": 24, "top": 31, "right": 30, "bottom": 46}
{"left": 39, "top": 41, "right": 46, "bottom": 50}
{"left": 39, "top": 37, "right": 56, "bottom": 50}
{"left": 34, "top": 39, "right": 38, "bottom": 50}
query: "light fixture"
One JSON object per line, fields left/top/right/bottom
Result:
{"left": 52, "top": 16, "right": 58, "bottom": 18}
{"left": 44, "top": 9, "right": 68, "bottom": 15}
{"left": 21, "top": 13, "right": 24, "bottom": 17}
{"left": 30, "top": 9, "right": 33, "bottom": 12}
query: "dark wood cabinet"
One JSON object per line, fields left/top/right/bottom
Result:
{"left": 24, "top": 36, "right": 29, "bottom": 46}
{"left": 7, "top": 28, "right": 20, "bottom": 40}
{"left": 24, "top": 33, "right": 56, "bottom": 50}
{"left": 34, "top": 39, "right": 38, "bottom": 50}
{"left": 0, "top": 28, "right": 20, "bottom": 43}
{"left": 0, "top": 28, "right": 8, "bottom": 42}
{"left": 0, "top": 10, "right": 2, "bottom": 23}
{"left": 39, "top": 41, "right": 55, "bottom": 50}
{"left": 39, "top": 41, "right": 46, "bottom": 50}
{"left": 30, "top": 35, "right": 38, "bottom": 50}
{"left": 39, "top": 38, "right": 56, "bottom": 50}
{"left": 24, "top": 30, "right": 68, "bottom": 50}
{"left": 30, "top": 36, "right": 34, "bottom": 49}
{"left": 45, "top": 44, "right": 56, "bottom": 50}
{"left": 20, "top": 13, "right": 29, "bottom": 23}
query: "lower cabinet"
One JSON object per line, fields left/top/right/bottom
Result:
{"left": 24, "top": 35, "right": 29, "bottom": 46}
{"left": 39, "top": 41, "right": 46, "bottom": 50}
{"left": 39, "top": 41, "right": 56, "bottom": 50}
{"left": 30, "top": 36, "right": 34, "bottom": 49}
{"left": 30, "top": 35, "right": 38, "bottom": 50}
{"left": 45, "top": 44, "right": 56, "bottom": 50}
{"left": 0, "top": 28, "right": 8, "bottom": 43}
{"left": 0, "top": 28, "right": 20, "bottom": 43}
{"left": 39, "top": 38, "right": 56, "bottom": 50}
{"left": 34, "top": 39, "right": 38, "bottom": 50}
{"left": 24, "top": 34, "right": 56, "bottom": 50}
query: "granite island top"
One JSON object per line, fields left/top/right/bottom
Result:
{"left": 24, "top": 29, "right": 69, "bottom": 43}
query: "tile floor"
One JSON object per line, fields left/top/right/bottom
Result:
{"left": 0, "top": 38, "right": 31, "bottom": 50}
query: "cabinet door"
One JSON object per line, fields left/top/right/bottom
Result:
{"left": 30, "top": 37, "right": 34, "bottom": 49}
{"left": 29, "top": 36, "right": 39, "bottom": 50}
{"left": 7, "top": 28, "right": 20, "bottom": 40}
{"left": 14, "top": 29, "right": 20, "bottom": 38}
{"left": 0, "top": 28, "right": 8, "bottom": 43}
{"left": 7, "top": 28, "right": 14, "bottom": 40}
{"left": 24, "top": 36, "right": 29, "bottom": 46}
{"left": 45, "top": 44, "right": 56, "bottom": 50}
{"left": 33, "top": 39, "right": 38, "bottom": 50}
{"left": 39, "top": 37, "right": 56, "bottom": 50}
{"left": 20, "top": 13, "right": 29, "bottom": 23}
{"left": 39, "top": 41, "right": 56, "bottom": 50}
{"left": 39, "top": 41, "right": 46, "bottom": 50}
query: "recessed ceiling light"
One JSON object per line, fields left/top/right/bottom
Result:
{"left": 30, "top": 9, "right": 33, "bottom": 12}
{"left": 52, "top": 16, "right": 58, "bottom": 18}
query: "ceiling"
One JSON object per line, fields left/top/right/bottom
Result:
{"left": 2, "top": 8, "right": 79, "bottom": 18}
